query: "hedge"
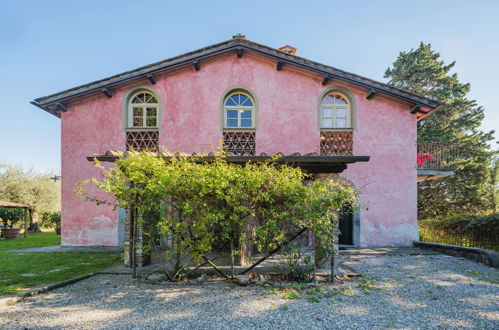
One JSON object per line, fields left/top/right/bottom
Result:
{"left": 419, "top": 213, "right": 498, "bottom": 251}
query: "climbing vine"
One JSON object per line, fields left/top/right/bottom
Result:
{"left": 78, "top": 153, "right": 358, "bottom": 280}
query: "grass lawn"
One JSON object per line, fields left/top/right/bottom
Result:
{"left": 0, "top": 252, "right": 122, "bottom": 295}
{"left": 0, "top": 231, "right": 121, "bottom": 296}
{"left": 0, "top": 231, "right": 60, "bottom": 252}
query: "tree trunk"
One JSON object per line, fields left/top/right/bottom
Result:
{"left": 28, "top": 209, "right": 41, "bottom": 232}
{"left": 240, "top": 216, "right": 257, "bottom": 266}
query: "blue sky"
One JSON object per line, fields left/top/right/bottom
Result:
{"left": 0, "top": 0, "right": 497, "bottom": 172}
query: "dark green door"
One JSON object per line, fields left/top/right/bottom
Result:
{"left": 338, "top": 207, "right": 353, "bottom": 245}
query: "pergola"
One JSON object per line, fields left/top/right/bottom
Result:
{"left": 0, "top": 200, "right": 33, "bottom": 237}
{"left": 87, "top": 150, "right": 371, "bottom": 275}
{"left": 87, "top": 151, "right": 371, "bottom": 174}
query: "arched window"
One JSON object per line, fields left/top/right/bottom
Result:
{"left": 320, "top": 92, "right": 351, "bottom": 129}
{"left": 223, "top": 92, "right": 255, "bottom": 129}
{"left": 127, "top": 91, "right": 159, "bottom": 129}
{"left": 124, "top": 89, "right": 160, "bottom": 151}
{"left": 221, "top": 89, "right": 257, "bottom": 155}
{"left": 318, "top": 89, "right": 354, "bottom": 155}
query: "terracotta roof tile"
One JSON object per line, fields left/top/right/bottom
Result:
{"left": 0, "top": 200, "right": 32, "bottom": 208}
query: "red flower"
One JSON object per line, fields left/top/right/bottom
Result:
{"left": 417, "top": 153, "right": 433, "bottom": 165}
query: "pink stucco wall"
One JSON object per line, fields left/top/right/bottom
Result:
{"left": 61, "top": 53, "right": 417, "bottom": 247}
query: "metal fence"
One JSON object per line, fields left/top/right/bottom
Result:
{"left": 417, "top": 142, "right": 459, "bottom": 170}
{"left": 419, "top": 225, "right": 499, "bottom": 252}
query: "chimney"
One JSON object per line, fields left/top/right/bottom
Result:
{"left": 232, "top": 33, "right": 246, "bottom": 39}
{"left": 278, "top": 45, "right": 297, "bottom": 55}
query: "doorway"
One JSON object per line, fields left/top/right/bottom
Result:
{"left": 338, "top": 206, "right": 354, "bottom": 246}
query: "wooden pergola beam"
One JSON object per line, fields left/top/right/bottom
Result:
{"left": 87, "top": 153, "right": 370, "bottom": 174}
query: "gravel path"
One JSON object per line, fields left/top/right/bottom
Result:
{"left": 1, "top": 253, "right": 498, "bottom": 329}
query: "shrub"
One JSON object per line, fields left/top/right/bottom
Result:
{"left": 279, "top": 243, "right": 315, "bottom": 282}
{"left": 0, "top": 207, "right": 24, "bottom": 228}
{"left": 419, "top": 213, "right": 498, "bottom": 232}
{"left": 419, "top": 213, "right": 499, "bottom": 251}
{"left": 40, "top": 211, "right": 62, "bottom": 229}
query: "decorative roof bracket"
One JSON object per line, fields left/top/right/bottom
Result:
{"left": 55, "top": 102, "right": 68, "bottom": 112}
{"left": 146, "top": 74, "right": 156, "bottom": 85}
{"left": 101, "top": 88, "right": 112, "bottom": 98}
{"left": 193, "top": 60, "right": 201, "bottom": 71}
{"left": 366, "top": 90, "right": 376, "bottom": 100}
{"left": 410, "top": 105, "right": 423, "bottom": 114}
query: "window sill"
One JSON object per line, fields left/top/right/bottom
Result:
{"left": 222, "top": 128, "right": 256, "bottom": 132}
{"left": 320, "top": 128, "right": 353, "bottom": 132}
{"left": 125, "top": 127, "right": 160, "bottom": 132}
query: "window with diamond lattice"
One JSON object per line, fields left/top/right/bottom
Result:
{"left": 125, "top": 89, "right": 160, "bottom": 151}
{"left": 126, "top": 131, "right": 159, "bottom": 151}
{"left": 127, "top": 91, "right": 159, "bottom": 129}
{"left": 223, "top": 132, "right": 255, "bottom": 155}
{"left": 320, "top": 131, "right": 353, "bottom": 155}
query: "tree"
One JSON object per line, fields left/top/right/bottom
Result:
{"left": 0, "top": 163, "right": 61, "bottom": 229}
{"left": 385, "top": 42, "right": 496, "bottom": 218}
{"left": 0, "top": 207, "right": 24, "bottom": 228}
{"left": 491, "top": 157, "right": 499, "bottom": 212}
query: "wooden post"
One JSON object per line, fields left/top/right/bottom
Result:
{"left": 23, "top": 208, "right": 28, "bottom": 238}
{"left": 230, "top": 236, "right": 235, "bottom": 278}
{"left": 133, "top": 212, "right": 138, "bottom": 278}
{"left": 130, "top": 206, "right": 137, "bottom": 277}
{"left": 330, "top": 234, "right": 339, "bottom": 282}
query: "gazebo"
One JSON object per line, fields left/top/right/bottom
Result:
{"left": 0, "top": 200, "right": 33, "bottom": 238}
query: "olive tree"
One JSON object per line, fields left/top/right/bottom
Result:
{"left": 0, "top": 162, "right": 60, "bottom": 230}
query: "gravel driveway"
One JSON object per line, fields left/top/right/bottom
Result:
{"left": 1, "top": 252, "right": 498, "bottom": 329}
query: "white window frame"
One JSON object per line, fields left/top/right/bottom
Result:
{"left": 127, "top": 91, "right": 159, "bottom": 129}
{"left": 320, "top": 92, "right": 352, "bottom": 129}
{"left": 223, "top": 92, "right": 256, "bottom": 130}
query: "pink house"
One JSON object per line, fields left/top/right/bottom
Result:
{"left": 32, "top": 35, "right": 441, "bottom": 248}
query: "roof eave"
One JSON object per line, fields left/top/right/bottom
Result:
{"left": 32, "top": 38, "right": 441, "bottom": 116}
{"left": 33, "top": 39, "right": 240, "bottom": 107}
{"left": 30, "top": 101, "right": 61, "bottom": 118}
